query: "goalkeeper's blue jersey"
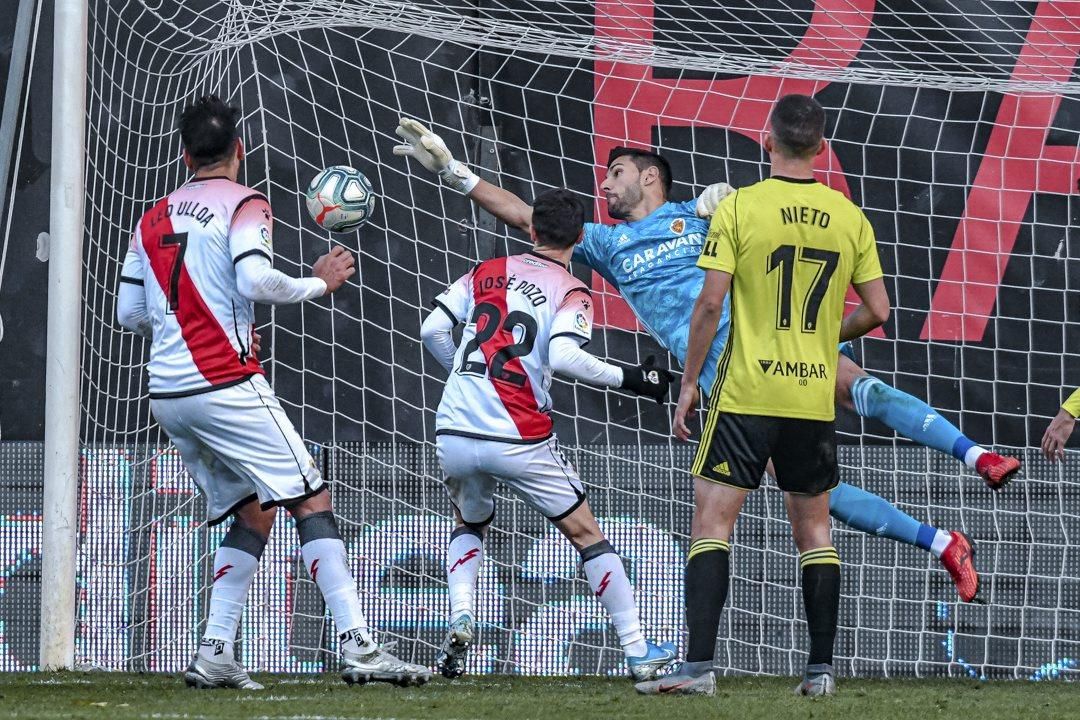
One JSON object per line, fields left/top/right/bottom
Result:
{"left": 573, "top": 200, "right": 730, "bottom": 393}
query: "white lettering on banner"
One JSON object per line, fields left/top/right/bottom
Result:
{"left": 514, "top": 517, "right": 683, "bottom": 675}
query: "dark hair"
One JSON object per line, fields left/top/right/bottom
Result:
{"left": 178, "top": 95, "right": 241, "bottom": 169}
{"left": 531, "top": 188, "right": 585, "bottom": 249}
{"left": 607, "top": 146, "right": 672, "bottom": 197}
{"left": 769, "top": 94, "right": 826, "bottom": 159}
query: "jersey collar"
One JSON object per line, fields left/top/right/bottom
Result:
{"left": 527, "top": 249, "right": 570, "bottom": 270}
{"left": 771, "top": 176, "right": 817, "bottom": 184}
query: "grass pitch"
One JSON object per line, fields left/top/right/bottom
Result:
{"left": 0, "top": 672, "right": 1073, "bottom": 720}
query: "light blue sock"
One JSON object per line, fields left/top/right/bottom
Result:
{"left": 849, "top": 376, "right": 976, "bottom": 463}
{"left": 829, "top": 482, "right": 937, "bottom": 550}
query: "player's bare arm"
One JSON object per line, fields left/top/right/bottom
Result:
{"left": 673, "top": 268, "right": 731, "bottom": 441}
{"left": 839, "top": 277, "right": 890, "bottom": 342}
{"left": 1043, "top": 388, "right": 1080, "bottom": 461}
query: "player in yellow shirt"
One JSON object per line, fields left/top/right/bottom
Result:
{"left": 1041, "top": 389, "right": 1080, "bottom": 461}
{"left": 645, "top": 95, "right": 890, "bottom": 698}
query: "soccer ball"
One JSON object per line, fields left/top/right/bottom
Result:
{"left": 304, "top": 165, "right": 376, "bottom": 232}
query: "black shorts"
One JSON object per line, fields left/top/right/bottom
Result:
{"left": 691, "top": 411, "right": 838, "bottom": 495}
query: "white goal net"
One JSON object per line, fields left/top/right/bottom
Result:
{"left": 54, "top": 0, "right": 1080, "bottom": 678}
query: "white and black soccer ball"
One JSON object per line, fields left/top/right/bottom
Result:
{"left": 304, "top": 165, "right": 376, "bottom": 233}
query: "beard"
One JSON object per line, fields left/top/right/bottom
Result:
{"left": 606, "top": 184, "right": 643, "bottom": 220}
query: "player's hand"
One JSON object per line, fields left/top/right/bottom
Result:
{"left": 393, "top": 117, "right": 479, "bottom": 193}
{"left": 620, "top": 356, "right": 674, "bottom": 405}
{"left": 312, "top": 245, "right": 355, "bottom": 294}
{"left": 695, "top": 182, "right": 735, "bottom": 218}
{"left": 673, "top": 383, "right": 700, "bottom": 441}
{"left": 250, "top": 330, "right": 262, "bottom": 356}
{"left": 1041, "top": 407, "right": 1076, "bottom": 462}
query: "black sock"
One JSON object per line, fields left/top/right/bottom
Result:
{"left": 684, "top": 539, "right": 730, "bottom": 663}
{"left": 800, "top": 547, "right": 841, "bottom": 667}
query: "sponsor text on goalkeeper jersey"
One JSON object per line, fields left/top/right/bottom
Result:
{"left": 572, "top": 200, "right": 730, "bottom": 391}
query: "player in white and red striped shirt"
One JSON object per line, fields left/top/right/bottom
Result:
{"left": 421, "top": 188, "right": 677, "bottom": 682}
{"left": 117, "top": 95, "right": 430, "bottom": 690}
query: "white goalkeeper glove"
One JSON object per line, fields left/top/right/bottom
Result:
{"left": 393, "top": 117, "right": 480, "bottom": 194}
{"left": 695, "top": 182, "right": 736, "bottom": 218}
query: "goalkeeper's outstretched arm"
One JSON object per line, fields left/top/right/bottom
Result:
{"left": 394, "top": 117, "right": 533, "bottom": 233}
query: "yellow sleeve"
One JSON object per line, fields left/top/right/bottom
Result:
{"left": 698, "top": 191, "right": 738, "bottom": 273}
{"left": 851, "top": 212, "right": 884, "bottom": 284}
{"left": 1063, "top": 388, "right": 1080, "bottom": 418}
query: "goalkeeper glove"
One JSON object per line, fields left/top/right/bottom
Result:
{"left": 620, "top": 356, "right": 675, "bottom": 405}
{"left": 393, "top": 117, "right": 480, "bottom": 194}
{"left": 695, "top": 182, "right": 736, "bottom": 218}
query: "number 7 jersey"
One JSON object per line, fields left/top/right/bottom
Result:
{"left": 432, "top": 252, "right": 594, "bottom": 443}
{"left": 119, "top": 177, "right": 273, "bottom": 397}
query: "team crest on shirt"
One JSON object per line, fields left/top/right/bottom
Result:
{"left": 575, "top": 311, "right": 589, "bottom": 333}
{"left": 670, "top": 218, "right": 685, "bottom": 235}
{"left": 259, "top": 224, "right": 272, "bottom": 250}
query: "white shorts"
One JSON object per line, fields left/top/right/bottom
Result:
{"left": 435, "top": 433, "right": 585, "bottom": 524}
{"left": 150, "top": 375, "right": 324, "bottom": 524}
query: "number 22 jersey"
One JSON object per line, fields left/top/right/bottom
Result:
{"left": 432, "top": 252, "right": 593, "bottom": 443}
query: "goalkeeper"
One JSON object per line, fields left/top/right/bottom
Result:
{"left": 393, "top": 117, "right": 1019, "bottom": 603}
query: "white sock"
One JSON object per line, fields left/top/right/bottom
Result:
{"left": 294, "top": 510, "right": 377, "bottom": 654}
{"left": 581, "top": 542, "right": 647, "bottom": 658}
{"left": 930, "top": 530, "right": 954, "bottom": 558}
{"left": 964, "top": 446, "right": 987, "bottom": 469}
{"left": 300, "top": 537, "right": 374, "bottom": 649}
{"left": 446, "top": 527, "right": 484, "bottom": 622}
{"left": 203, "top": 544, "right": 261, "bottom": 646}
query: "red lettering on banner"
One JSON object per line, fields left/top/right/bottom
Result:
{"left": 921, "top": 2, "right": 1080, "bottom": 341}
{"left": 591, "top": 0, "right": 879, "bottom": 334}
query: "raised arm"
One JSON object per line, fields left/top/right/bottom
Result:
{"left": 393, "top": 117, "right": 533, "bottom": 233}
{"left": 231, "top": 197, "right": 353, "bottom": 304}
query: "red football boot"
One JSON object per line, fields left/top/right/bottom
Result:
{"left": 939, "top": 531, "right": 980, "bottom": 603}
{"left": 975, "top": 452, "right": 1020, "bottom": 490}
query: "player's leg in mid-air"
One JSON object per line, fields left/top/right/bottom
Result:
{"left": 435, "top": 434, "right": 676, "bottom": 681}
{"left": 836, "top": 349, "right": 1020, "bottom": 488}
{"left": 817, "top": 349, "right": 1018, "bottom": 602}
{"left": 154, "top": 377, "right": 431, "bottom": 690}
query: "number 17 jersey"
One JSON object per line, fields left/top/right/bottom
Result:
{"left": 432, "top": 252, "right": 593, "bottom": 443}
{"left": 698, "top": 177, "right": 883, "bottom": 421}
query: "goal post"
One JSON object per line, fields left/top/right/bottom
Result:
{"left": 23, "top": 0, "right": 1079, "bottom": 677}
{"left": 40, "top": 0, "right": 88, "bottom": 671}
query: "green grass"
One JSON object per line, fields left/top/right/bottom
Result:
{"left": 0, "top": 673, "right": 1074, "bottom": 720}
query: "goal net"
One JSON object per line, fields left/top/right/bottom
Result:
{"left": 35, "top": 0, "right": 1080, "bottom": 677}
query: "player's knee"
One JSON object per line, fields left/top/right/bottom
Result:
{"left": 791, "top": 521, "right": 833, "bottom": 555}
{"left": 835, "top": 355, "right": 866, "bottom": 412}
{"left": 234, "top": 499, "right": 277, "bottom": 539}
